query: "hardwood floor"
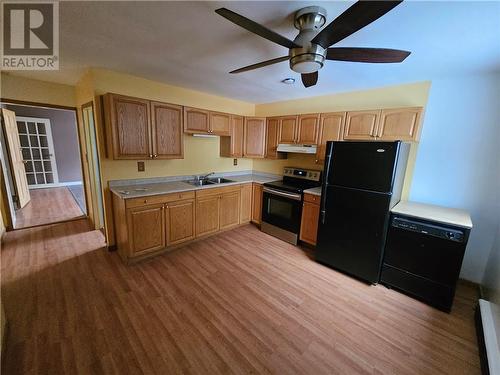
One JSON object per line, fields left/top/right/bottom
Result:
{"left": 15, "top": 187, "right": 85, "bottom": 229}
{"left": 1, "top": 221, "right": 480, "bottom": 374}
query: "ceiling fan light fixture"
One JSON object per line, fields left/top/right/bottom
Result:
{"left": 281, "top": 78, "right": 295, "bottom": 84}
{"left": 290, "top": 53, "right": 324, "bottom": 73}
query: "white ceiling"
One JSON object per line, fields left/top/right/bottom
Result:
{"left": 8, "top": 1, "right": 500, "bottom": 103}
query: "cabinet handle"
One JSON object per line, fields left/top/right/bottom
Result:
{"left": 153, "top": 154, "right": 157, "bottom": 158}
{"left": 149, "top": 154, "right": 153, "bottom": 158}
{"left": 143, "top": 199, "right": 148, "bottom": 204}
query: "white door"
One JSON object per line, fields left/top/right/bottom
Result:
{"left": 16, "top": 117, "right": 59, "bottom": 188}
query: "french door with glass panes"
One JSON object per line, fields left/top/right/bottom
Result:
{"left": 17, "top": 117, "right": 59, "bottom": 188}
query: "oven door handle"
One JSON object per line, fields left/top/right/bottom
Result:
{"left": 263, "top": 187, "right": 302, "bottom": 201}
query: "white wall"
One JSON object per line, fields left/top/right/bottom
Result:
{"left": 410, "top": 73, "right": 500, "bottom": 283}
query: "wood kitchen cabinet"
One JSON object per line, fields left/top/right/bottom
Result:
{"left": 209, "top": 111, "right": 231, "bottom": 136}
{"left": 377, "top": 107, "right": 423, "bottom": 141}
{"left": 220, "top": 190, "right": 241, "bottom": 230}
{"left": 343, "top": 110, "right": 381, "bottom": 140}
{"left": 265, "top": 117, "right": 287, "bottom": 159}
{"left": 103, "top": 93, "right": 184, "bottom": 160}
{"left": 127, "top": 204, "right": 165, "bottom": 256}
{"left": 278, "top": 116, "right": 299, "bottom": 144}
{"left": 220, "top": 115, "right": 244, "bottom": 157}
{"left": 184, "top": 107, "right": 210, "bottom": 134}
{"left": 239, "top": 183, "right": 253, "bottom": 223}
{"left": 297, "top": 114, "right": 320, "bottom": 144}
{"left": 300, "top": 193, "right": 320, "bottom": 246}
{"left": 251, "top": 183, "right": 263, "bottom": 224}
{"left": 151, "top": 101, "right": 183, "bottom": 159}
{"left": 244, "top": 117, "right": 266, "bottom": 158}
{"left": 316, "top": 112, "right": 346, "bottom": 164}
{"left": 103, "top": 93, "right": 151, "bottom": 159}
{"left": 165, "top": 199, "right": 195, "bottom": 246}
{"left": 195, "top": 195, "right": 220, "bottom": 237}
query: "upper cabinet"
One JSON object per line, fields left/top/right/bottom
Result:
{"left": 150, "top": 102, "right": 183, "bottom": 159}
{"left": 297, "top": 114, "right": 320, "bottom": 144}
{"left": 104, "top": 93, "right": 151, "bottom": 159}
{"left": 209, "top": 112, "right": 231, "bottom": 136}
{"left": 183, "top": 107, "right": 210, "bottom": 134}
{"left": 220, "top": 115, "right": 244, "bottom": 158}
{"left": 244, "top": 117, "right": 266, "bottom": 158}
{"left": 104, "top": 93, "right": 183, "bottom": 160}
{"left": 343, "top": 110, "right": 380, "bottom": 140}
{"left": 265, "top": 117, "right": 286, "bottom": 159}
{"left": 278, "top": 116, "right": 299, "bottom": 144}
{"left": 377, "top": 107, "right": 423, "bottom": 141}
{"left": 316, "top": 112, "right": 346, "bottom": 163}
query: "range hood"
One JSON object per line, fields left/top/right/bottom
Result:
{"left": 277, "top": 144, "right": 317, "bottom": 154}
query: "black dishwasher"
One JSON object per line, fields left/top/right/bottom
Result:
{"left": 380, "top": 215, "right": 470, "bottom": 312}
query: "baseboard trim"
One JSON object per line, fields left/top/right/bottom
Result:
{"left": 29, "top": 181, "right": 83, "bottom": 190}
{"left": 476, "top": 299, "right": 500, "bottom": 375}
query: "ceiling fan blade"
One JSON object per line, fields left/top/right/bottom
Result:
{"left": 327, "top": 47, "right": 410, "bottom": 63}
{"left": 230, "top": 56, "right": 289, "bottom": 74}
{"left": 301, "top": 72, "right": 318, "bottom": 88}
{"left": 216, "top": 8, "right": 300, "bottom": 49}
{"left": 312, "top": 1, "right": 403, "bottom": 48}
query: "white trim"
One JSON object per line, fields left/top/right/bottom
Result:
{"left": 16, "top": 116, "right": 59, "bottom": 187}
{"left": 479, "top": 299, "right": 500, "bottom": 375}
{"left": 28, "top": 181, "right": 82, "bottom": 189}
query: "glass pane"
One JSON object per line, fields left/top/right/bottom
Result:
{"left": 28, "top": 122, "right": 36, "bottom": 134}
{"left": 37, "top": 123, "right": 46, "bottom": 134}
{"left": 17, "top": 122, "right": 26, "bottom": 134}
{"left": 34, "top": 161, "right": 43, "bottom": 172}
{"left": 39, "top": 136, "right": 48, "bottom": 147}
{"left": 32, "top": 148, "right": 41, "bottom": 160}
{"left": 41, "top": 148, "right": 50, "bottom": 159}
{"left": 27, "top": 174, "right": 36, "bottom": 185}
{"left": 45, "top": 173, "right": 53, "bottom": 184}
{"left": 36, "top": 173, "right": 45, "bottom": 184}
{"left": 22, "top": 148, "right": 31, "bottom": 160}
{"left": 30, "top": 136, "right": 39, "bottom": 147}
{"left": 19, "top": 135, "right": 29, "bottom": 147}
{"left": 25, "top": 161, "right": 34, "bottom": 172}
{"left": 43, "top": 161, "right": 52, "bottom": 172}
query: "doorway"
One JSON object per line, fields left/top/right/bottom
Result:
{"left": 1, "top": 102, "right": 87, "bottom": 229}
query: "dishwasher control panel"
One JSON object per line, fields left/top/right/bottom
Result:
{"left": 392, "top": 217, "right": 465, "bottom": 242}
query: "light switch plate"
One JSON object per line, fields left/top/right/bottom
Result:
{"left": 233, "top": 158, "right": 237, "bottom": 166}
{"left": 137, "top": 161, "right": 145, "bottom": 172}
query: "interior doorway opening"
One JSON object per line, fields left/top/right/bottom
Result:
{"left": 1, "top": 102, "right": 87, "bottom": 229}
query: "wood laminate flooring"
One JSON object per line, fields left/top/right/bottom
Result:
{"left": 15, "top": 187, "right": 85, "bottom": 229}
{"left": 1, "top": 221, "right": 480, "bottom": 374}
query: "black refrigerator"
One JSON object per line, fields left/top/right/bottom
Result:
{"left": 316, "top": 141, "right": 410, "bottom": 284}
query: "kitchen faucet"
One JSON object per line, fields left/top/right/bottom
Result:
{"left": 196, "top": 172, "right": 215, "bottom": 180}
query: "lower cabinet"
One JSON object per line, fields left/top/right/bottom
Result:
{"left": 251, "top": 183, "right": 263, "bottom": 224}
{"left": 299, "top": 193, "right": 320, "bottom": 246}
{"left": 127, "top": 204, "right": 166, "bottom": 256}
{"left": 220, "top": 191, "right": 240, "bottom": 230}
{"left": 166, "top": 199, "right": 195, "bottom": 246}
{"left": 196, "top": 186, "right": 241, "bottom": 236}
{"left": 239, "top": 183, "right": 252, "bottom": 223}
{"left": 196, "top": 195, "right": 221, "bottom": 237}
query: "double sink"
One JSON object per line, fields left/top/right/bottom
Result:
{"left": 186, "top": 177, "right": 235, "bottom": 186}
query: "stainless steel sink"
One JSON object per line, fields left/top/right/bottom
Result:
{"left": 207, "top": 177, "right": 234, "bottom": 184}
{"left": 186, "top": 179, "right": 216, "bottom": 186}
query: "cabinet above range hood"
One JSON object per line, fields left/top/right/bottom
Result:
{"left": 277, "top": 144, "right": 317, "bottom": 154}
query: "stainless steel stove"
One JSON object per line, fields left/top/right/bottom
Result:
{"left": 261, "top": 167, "right": 321, "bottom": 244}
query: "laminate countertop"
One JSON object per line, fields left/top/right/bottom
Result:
{"left": 303, "top": 187, "right": 322, "bottom": 197}
{"left": 110, "top": 173, "right": 280, "bottom": 199}
{"left": 391, "top": 201, "right": 473, "bottom": 229}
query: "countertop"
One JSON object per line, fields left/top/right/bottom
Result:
{"left": 110, "top": 173, "right": 279, "bottom": 199}
{"left": 391, "top": 201, "right": 473, "bottom": 229}
{"left": 303, "top": 187, "right": 322, "bottom": 196}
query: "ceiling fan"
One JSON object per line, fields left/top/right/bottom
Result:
{"left": 215, "top": 1, "right": 410, "bottom": 88}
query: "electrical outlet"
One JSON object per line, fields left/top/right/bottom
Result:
{"left": 233, "top": 158, "right": 237, "bottom": 166}
{"left": 137, "top": 161, "right": 145, "bottom": 172}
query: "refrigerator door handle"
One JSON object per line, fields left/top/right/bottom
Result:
{"left": 321, "top": 210, "right": 326, "bottom": 224}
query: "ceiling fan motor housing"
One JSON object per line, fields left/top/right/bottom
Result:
{"left": 290, "top": 6, "right": 327, "bottom": 74}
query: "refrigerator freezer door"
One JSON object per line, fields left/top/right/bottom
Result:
{"left": 326, "top": 141, "right": 399, "bottom": 193}
{"left": 316, "top": 185, "right": 392, "bottom": 283}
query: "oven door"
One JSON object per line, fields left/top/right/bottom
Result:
{"left": 262, "top": 187, "right": 302, "bottom": 233}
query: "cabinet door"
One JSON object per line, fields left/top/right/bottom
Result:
{"left": 344, "top": 110, "right": 380, "bottom": 140}
{"left": 377, "top": 107, "right": 422, "bottom": 141}
{"left": 104, "top": 93, "right": 151, "bottom": 159}
{"left": 243, "top": 117, "right": 266, "bottom": 158}
{"left": 196, "top": 195, "right": 220, "bottom": 237}
{"left": 265, "top": 117, "right": 285, "bottom": 159}
{"left": 297, "top": 114, "right": 320, "bottom": 144}
{"left": 210, "top": 112, "right": 231, "bottom": 136}
{"left": 278, "top": 116, "right": 298, "bottom": 144}
{"left": 240, "top": 183, "right": 252, "bottom": 224}
{"left": 220, "top": 191, "right": 241, "bottom": 230}
{"left": 184, "top": 107, "right": 210, "bottom": 134}
{"left": 299, "top": 201, "right": 320, "bottom": 245}
{"left": 316, "top": 112, "right": 345, "bottom": 163}
{"left": 231, "top": 115, "right": 244, "bottom": 157}
{"left": 151, "top": 101, "right": 183, "bottom": 159}
{"left": 166, "top": 199, "right": 195, "bottom": 246}
{"left": 251, "top": 183, "right": 263, "bottom": 224}
{"left": 127, "top": 204, "right": 165, "bottom": 256}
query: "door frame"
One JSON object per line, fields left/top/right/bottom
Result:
{"left": 0, "top": 98, "right": 91, "bottom": 231}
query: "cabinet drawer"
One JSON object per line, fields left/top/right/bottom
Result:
{"left": 196, "top": 185, "right": 240, "bottom": 198}
{"left": 126, "top": 190, "right": 195, "bottom": 208}
{"left": 304, "top": 193, "right": 320, "bottom": 204}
